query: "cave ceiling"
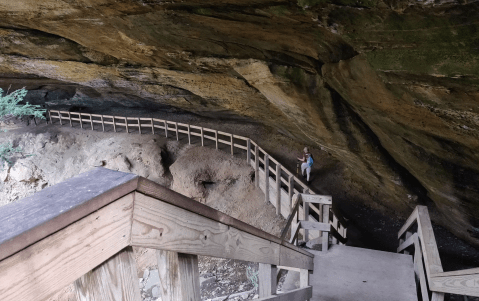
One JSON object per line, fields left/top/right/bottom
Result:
{"left": 1, "top": 0, "right": 478, "bottom": 245}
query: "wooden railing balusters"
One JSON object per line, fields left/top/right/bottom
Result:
{"left": 276, "top": 164, "right": 281, "bottom": 216}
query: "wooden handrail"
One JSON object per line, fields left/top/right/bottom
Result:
{"left": 0, "top": 168, "right": 314, "bottom": 301}
{"left": 399, "top": 205, "right": 479, "bottom": 299}
{"left": 48, "top": 109, "right": 348, "bottom": 245}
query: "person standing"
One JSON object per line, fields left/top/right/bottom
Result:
{"left": 297, "top": 147, "right": 313, "bottom": 184}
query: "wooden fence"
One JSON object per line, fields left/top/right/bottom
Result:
{"left": 398, "top": 206, "right": 479, "bottom": 300}
{"left": 0, "top": 168, "right": 314, "bottom": 301}
{"left": 48, "top": 110, "right": 348, "bottom": 247}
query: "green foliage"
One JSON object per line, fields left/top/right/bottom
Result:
{"left": 0, "top": 88, "right": 41, "bottom": 170}
{"left": 246, "top": 266, "right": 259, "bottom": 290}
{"left": 194, "top": 8, "right": 213, "bottom": 16}
{"left": 0, "top": 87, "right": 46, "bottom": 119}
{"left": 268, "top": 6, "right": 290, "bottom": 16}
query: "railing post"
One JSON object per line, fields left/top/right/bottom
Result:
{"left": 151, "top": 118, "right": 154, "bottom": 134}
{"left": 137, "top": 117, "right": 141, "bottom": 134}
{"left": 332, "top": 215, "right": 338, "bottom": 244}
{"left": 188, "top": 124, "right": 191, "bottom": 144}
{"left": 289, "top": 175, "right": 294, "bottom": 210}
{"left": 125, "top": 117, "right": 128, "bottom": 133}
{"left": 404, "top": 231, "right": 412, "bottom": 255}
{"left": 157, "top": 250, "right": 201, "bottom": 301}
{"left": 259, "top": 263, "right": 277, "bottom": 298}
{"left": 68, "top": 112, "right": 72, "bottom": 127}
{"left": 175, "top": 122, "right": 179, "bottom": 140}
{"left": 59, "top": 111, "right": 63, "bottom": 125}
{"left": 304, "top": 198, "right": 310, "bottom": 242}
{"left": 113, "top": 116, "right": 116, "bottom": 132}
{"left": 230, "top": 134, "right": 234, "bottom": 155}
{"left": 201, "top": 127, "right": 204, "bottom": 146}
{"left": 215, "top": 130, "right": 218, "bottom": 149}
{"left": 300, "top": 269, "right": 310, "bottom": 301}
{"left": 322, "top": 205, "right": 330, "bottom": 252}
{"left": 79, "top": 113, "right": 83, "bottom": 129}
{"left": 276, "top": 164, "right": 281, "bottom": 216}
{"left": 246, "top": 139, "right": 251, "bottom": 164}
{"left": 48, "top": 110, "right": 52, "bottom": 124}
{"left": 101, "top": 115, "right": 104, "bottom": 132}
{"left": 165, "top": 121, "right": 168, "bottom": 138}
{"left": 89, "top": 114, "right": 93, "bottom": 130}
{"left": 255, "top": 145, "right": 259, "bottom": 188}
{"left": 265, "top": 154, "right": 270, "bottom": 204}
{"left": 74, "top": 246, "right": 141, "bottom": 301}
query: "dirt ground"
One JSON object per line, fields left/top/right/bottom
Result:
{"left": 2, "top": 103, "right": 479, "bottom": 300}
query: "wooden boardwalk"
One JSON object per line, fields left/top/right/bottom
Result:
{"left": 308, "top": 244, "right": 417, "bottom": 301}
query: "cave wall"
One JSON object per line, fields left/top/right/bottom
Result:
{"left": 1, "top": 0, "right": 478, "bottom": 245}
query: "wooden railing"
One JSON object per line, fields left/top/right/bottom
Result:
{"left": 398, "top": 206, "right": 479, "bottom": 300}
{"left": 0, "top": 167, "right": 314, "bottom": 301}
{"left": 280, "top": 193, "right": 347, "bottom": 251}
{"left": 48, "top": 110, "right": 348, "bottom": 246}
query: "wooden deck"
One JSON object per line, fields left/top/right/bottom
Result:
{"left": 307, "top": 244, "right": 417, "bottom": 301}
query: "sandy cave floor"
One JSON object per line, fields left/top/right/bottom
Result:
{"left": 1, "top": 104, "right": 479, "bottom": 301}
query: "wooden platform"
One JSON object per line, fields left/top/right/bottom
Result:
{"left": 308, "top": 245, "right": 417, "bottom": 301}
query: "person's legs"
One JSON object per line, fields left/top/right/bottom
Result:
{"left": 301, "top": 163, "right": 308, "bottom": 176}
{"left": 306, "top": 167, "right": 311, "bottom": 182}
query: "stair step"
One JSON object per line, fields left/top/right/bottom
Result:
{"left": 309, "top": 245, "right": 417, "bottom": 301}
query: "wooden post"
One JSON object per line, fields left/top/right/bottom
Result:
{"left": 288, "top": 175, "right": 294, "bottom": 210}
{"left": 175, "top": 122, "right": 179, "bottom": 141}
{"left": 304, "top": 200, "right": 310, "bottom": 242}
{"left": 188, "top": 124, "right": 191, "bottom": 144}
{"left": 157, "top": 250, "right": 201, "bottom": 301}
{"left": 265, "top": 154, "right": 270, "bottom": 204}
{"left": 246, "top": 139, "right": 251, "bottom": 164}
{"left": 332, "top": 215, "right": 338, "bottom": 244}
{"left": 101, "top": 115, "right": 104, "bottom": 132}
{"left": 79, "top": 113, "right": 83, "bottom": 129}
{"left": 230, "top": 134, "right": 234, "bottom": 155}
{"left": 74, "top": 246, "right": 141, "bottom": 301}
{"left": 137, "top": 118, "right": 141, "bottom": 134}
{"left": 300, "top": 269, "right": 310, "bottom": 301}
{"left": 48, "top": 110, "right": 52, "bottom": 124}
{"left": 125, "top": 117, "right": 128, "bottom": 133}
{"left": 165, "top": 121, "right": 168, "bottom": 138}
{"left": 59, "top": 112, "right": 63, "bottom": 125}
{"left": 259, "top": 263, "right": 277, "bottom": 298}
{"left": 276, "top": 164, "right": 281, "bottom": 216}
{"left": 68, "top": 112, "right": 72, "bottom": 127}
{"left": 255, "top": 145, "right": 259, "bottom": 188}
{"left": 403, "top": 231, "right": 412, "bottom": 255}
{"left": 89, "top": 114, "right": 93, "bottom": 130}
{"left": 151, "top": 118, "right": 154, "bottom": 134}
{"left": 201, "top": 127, "right": 204, "bottom": 146}
{"left": 215, "top": 130, "right": 218, "bottom": 149}
{"left": 113, "top": 116, "right": 116, "bottom": 132}
{"left": 322, "top": 205, "right": 330, "bottom": 252}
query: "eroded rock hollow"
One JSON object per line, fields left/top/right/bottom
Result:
{"left": 1, "top": 0, "right": 478, "bottom": 246}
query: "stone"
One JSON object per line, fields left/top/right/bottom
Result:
{"left": 151, "top": 286, "right": 159, "bottom": 298}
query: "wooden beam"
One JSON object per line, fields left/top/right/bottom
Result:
{"left": 413, "top": 236, "right": 429, "bottom": 301}
{"left": 289, "top": 222, "right": 300, "bottom": 245}
{"left": 0, "top": 194, "right": 134, "bottom": 301}
{"left": 74, "top": 246, "right": 141, "bottom": 301}
{"left": 230, "top": 134, "right": 234, "bottom": 155}
{"left": 157, "top": 250, "right": 201, "bottom": 301}
{"left": 430, "top": 273, "right": 479, "bottom": 297}
{"left": 288, "top": 176, "right": 294, "bottom": 209}
{"left": 300, "top": 269, "right": 310, "bottom": 301}
{"left": 201, "top": 127, "right": 204, "bottom": 146}
{"left": 259, "top": 263, "right": 277, "bottom": 298}
{"left": 165, "top": 121, "right": 168, "bottom": 138}
{"left": 398, "top": 206, "right": 419, "bottom": 239}
{"left": 175, "top": 122, "right": 179, "bottom": 140}
{"left": 279, "top": 245, "right": 314, "bottom": 270}
{"left": 131, "top": 192, "right": 281, "bottom": 266}
{"left": 431, "top": 292, "right": 445, "bottom": 301}
{"left": 265, "top": 154, "right": 270, "bottom": 204}
{"left": 304, "top": 201, "right": 310, "bottom": 242}
{"left": 331, "top": 215, "right": 338, "bottom": 244}
{"left": 300, "top": 194, "right": 332, "bottom": 204}
{"left": 255, "top": 145, "right": 260, "bottom": 188}
{"left": 276, "top": 164, "right": 281, "bottom": 216}
{"left": 300, "top": 221, "right": 331, "bottom": 232}
{"left": 113, "top": 116, "right": 116, "bottom": 132}
{"left": 247, "top": 139, "right": 251, "bottom": 164}
{"left": 280, "top": 194, "right": 301, "bottom": 242}
{"left": 416, "top": 206, "right": 443, "bottom": 283}
{"left": 322, "top": 205, "right": 330, "bottom": 252}
{"left": 397, "top": 232, "right": 417, "bottom": 253}
{"left": 256, "top": 287, "right": 312, "bottom": 301}
{"left": 101, "top": 115, "right": 105, "bottom": 132}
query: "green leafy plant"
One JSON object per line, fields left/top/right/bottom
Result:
{"left": 0, "top": 87, "right": 43, "bottom": 170}
{"left": 246, "top": 266, "right": 259, "bottom": 290}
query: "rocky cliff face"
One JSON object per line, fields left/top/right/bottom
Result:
{"left": 1, "top": 0, "right": 478, "bottom": 245}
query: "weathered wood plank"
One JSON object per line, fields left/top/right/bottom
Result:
{"left": 413, "top": 236, "right": 430, "bottom": 301}
{"left": 280, "top": 194, "right": 301, "bottom": 242}
{"left": 256, "top": 287, "right": 312, "bottom": 301}
{"left": 329, "top": 224, "right": 347, "bottom": 245}
{"left": 436, "top": 268, "right": 479, "bottom": 278}
{"left": 255, "top": 145, "right": 260, "bottom": 188}
{"left": 279, "top": 245, "right": 314, "bottom": 270}
{"left": 416, "top": 206, "right": 443, "bottom": 282}
{"left": 0, "top": 194, "right": 134, "bottom": 301}
{"left": 431, "top": 292, "right": 445, "bottom": 301}
{"left": 300, "top": 194, "right": 332, "bottom": 205}
{"left": 259, "top": 263, "right": 277, "bottom": 298}
{"left": 0, "top": 168, "right": 138, "bottom": 262}
{"left": 157, "top": 250, "right": 201, "bottom": 301}
{"left": 398, "top": 206, "right": 419, "bottom": 239}
{"left": 265, "top": 155, "right": 270, "bottom": 205}
{"left": 74, "top": 246, "right": 141, "bottom": 301}
{"left": 131, "top": 192, "right": 281, "bottom": 265}
{"left": 322, "top": 205, "right": 330, "bottom": 252}
{"left": 300, "top": 221, "right": 331, "bottom": 232}
{"left": 430, "top": 273, "right": 479, "bottom": 297}
{"left": 397, "top": 232, "right": 417, "bottom": 253}
{"left": 276, "top": 164, "right": 281, "bottom": 216}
